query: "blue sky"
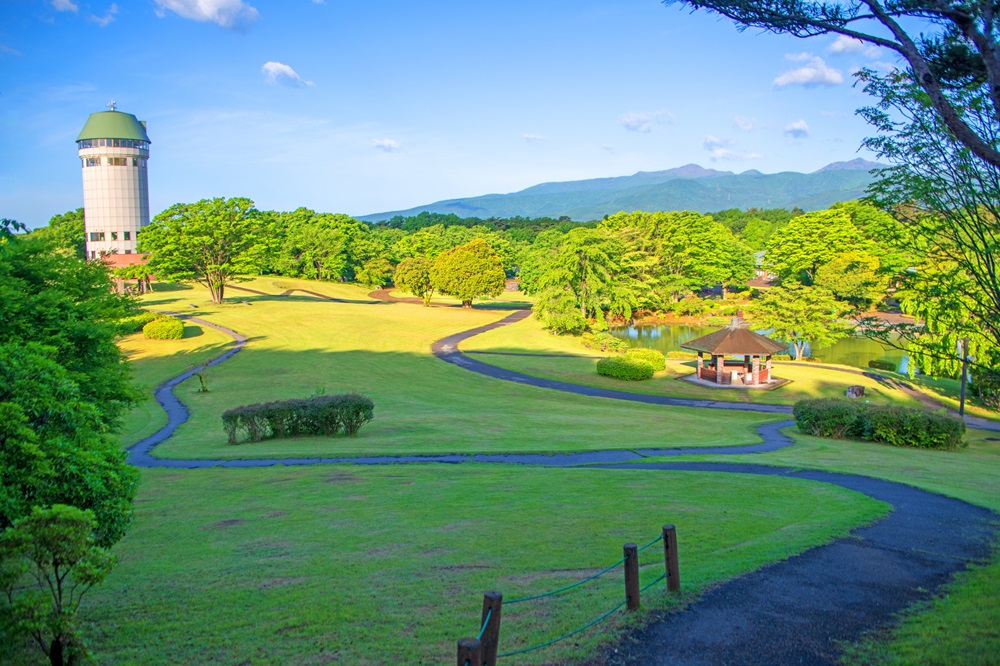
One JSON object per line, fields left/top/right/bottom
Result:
{"left": 1, "top": 0, "right": 897, "bottom": 228}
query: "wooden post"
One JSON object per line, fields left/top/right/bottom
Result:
{"left": 624, "top": 543, "right": 640, "bottom": 611}
{"left": 457, "top": 637, "right": 482, "bottom": 666}
{"left": 480, "top": 591, "right": 503, "bottom": 666}
{"left": 959, "top": 337, "right": 970, "bottom": 419}
{"left": 663, "top": 525, "right": 680, "bottom": 592}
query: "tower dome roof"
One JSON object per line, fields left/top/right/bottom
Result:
{"left": 76, "top": 110, "right": 151, "bottom": 142}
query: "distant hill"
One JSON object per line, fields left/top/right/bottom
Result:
{"left": 360, "top": 159, "right": 884, "bottom": 222}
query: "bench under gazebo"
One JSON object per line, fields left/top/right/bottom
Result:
{"left": 680, "top": 320, "right": 788, "bottom": 386}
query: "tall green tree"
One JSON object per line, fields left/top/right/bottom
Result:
{"left": 814, "top": 251, "right": 889, "bottom": 310}
{"left": 393, "top": 257, "right": 435, "bottom": 305}
{"left": 140, "top": 197, "right": 271, "bottom": 304}
{"left": 765, "top": 209, "right": 872, "bottom": 284}
{"left": 30, "top": 209, "right": 86, "bottom": 260}
{"left": 430, "top": 239, "right": 506, "bottom": 308}
{"left": 1, "top": 505, "right": 117, "bottom": 666}
{"left": 750, "top": 283, "right": 851, "bottom": 360}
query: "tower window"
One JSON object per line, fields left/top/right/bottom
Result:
{"left": 108, "top": 157, "right": 128, "bottom": 166}
{"left": 84, "top": 157, "right": 101, "bottom": 167}
{"left": 132, "top": 158, "right": 139, "bottom": 166}
{"left": 124, "top": 249, "right": 132, "bottom": 254}
{"left": 124, "top": 231, "right": 131, "bottom": 241}
{"left": 111, "top": 232, "right": 118, "bottom": 241}
{"left": 89, "top": 232, "right": 105, "bottom": 242}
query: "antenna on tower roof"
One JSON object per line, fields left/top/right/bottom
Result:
{"left": 107, "top": 99, "right": 117, "bottom": 111}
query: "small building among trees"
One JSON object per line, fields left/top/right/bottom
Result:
{"left": 681, "top": 319, "right": 788, "bottom": 386}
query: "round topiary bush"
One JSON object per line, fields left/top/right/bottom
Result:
{"left": 625, "top": 348, "right": 666, "bottom": 372}
{"left": 596, "top": 356, "right": 655, "bottom": 381}
{"left": 143, "top": 316, "right": 184, "bottom": 340}
{"left": 116, "top": 310, "right": 160, "bottom": 335}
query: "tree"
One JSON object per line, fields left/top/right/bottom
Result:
{"left": 534, "top": 227, "right": 626, "bottom": 324}
{"left": 394, "top": 257, "right": 435, "bottom": 305}
{"left": 765, "top": 209, "right": 872, "bottom": 284}
{"left": 430, "top": 239, "right": 506, "bottom": 308}
{"left": 814, "top": 251, "right": 889, "bottom": 310}
{"left": 355, "top": 258, "right": 393, "bottom": 289}
{"left": 665, "top": 0, "right": 1000, "bottom": 168}
{"left": 272, "top": 209, "right": 350, "bottom": 281}
{"left": 0, "top": 343, "right": 137, "bottom": 547}
{"left": 0, "top": 233, "right": 137, "bottom": 431}
{"left": 140, "top": 197, "right": 270, "bottom": 304}
{"left": 750, "top": 283, "right": 851, "bottom": 360}
{"left": 29, "top": 210, "right": 86, "bottom": 260}
{"left": 0, "top": 505, "right": 116, "bottom": 666}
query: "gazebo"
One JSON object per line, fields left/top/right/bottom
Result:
{"left": 680, "top": 319, "right": 788, "bottom": 386}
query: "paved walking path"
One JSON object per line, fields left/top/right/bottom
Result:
{"left": 126, "top": 297, "right": 999, "bottom": 665}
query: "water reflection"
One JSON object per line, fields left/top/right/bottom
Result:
{"left": 610, "top": 324, "right": 911, "bottom": 373}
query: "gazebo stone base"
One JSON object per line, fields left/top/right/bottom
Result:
{"left": 679, "top": 373, "right": 790, "bottom": 391}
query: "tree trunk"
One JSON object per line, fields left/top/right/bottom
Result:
{"left": 462, "top": 300, "right": 472, "bottom": 308}
{"left": 794, "top": 341, "right": 805, "bottom": 361}
{"left": 49, "top": 638, "right": 64, "bottom": 666}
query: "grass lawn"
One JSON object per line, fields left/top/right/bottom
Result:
{"left": 77, "top": 465, "right": 886, "bottom": 665}
{"left": 632, "top": 428, "right": 1000, "bottom": 665}
{"left": 132, "top": 278, "right": 783, "bottom": 459}
{"left": 118, "top": 321, "right": 234, "bottom": 447}
{"left": 97, "top": 277, "right": 998, "bottom": 665}
{"left": 460, "top": 313, "right": 945, "bottom": 409}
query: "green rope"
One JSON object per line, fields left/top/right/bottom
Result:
{"left": 505, "top": 556, "right": 627, "bottom": 604}
{"left": 477, "top": 608, "right": 493, "bottom": 641}
{"left": 640, "top": 572, "right": 667, "bottom": 593}
{"left": 497, "top": 600, "right": 628, "bottom": 658}
{"left": 637, "top": 534, "right": 663, "bottom": 552}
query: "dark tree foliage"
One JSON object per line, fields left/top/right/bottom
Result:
{"left": 0, "top": 234, "right": 137, "bottom": 431}
{"left": 29, "top": 209, "right": 86, "bottom": 260}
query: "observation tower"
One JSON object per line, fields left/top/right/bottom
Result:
{"left": 76, "top": 101, "right": 151, "bottom": 259}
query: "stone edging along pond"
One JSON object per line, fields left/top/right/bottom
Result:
{"left": 126, "top": 302, "right": 998, "bottom": 665}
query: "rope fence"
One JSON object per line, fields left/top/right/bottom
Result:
{"left": 456, "top": 524, "right": 681, "bottom": 665}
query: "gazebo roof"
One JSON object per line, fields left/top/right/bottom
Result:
{"left": 681, "top": 323, "right": 788, "bottom": 356}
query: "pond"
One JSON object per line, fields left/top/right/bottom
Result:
{"left": 610, "top": 324, "right": 912, "bottom": 373}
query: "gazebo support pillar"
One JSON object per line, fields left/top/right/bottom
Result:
{"left": 696, "top": 352, "right": 704, "bottom": 379}
{"left": 715, "top": 354, "right": 724, "bottom": 384}
{"left": 752, "top": 356, "right": 760, "bottom": 385}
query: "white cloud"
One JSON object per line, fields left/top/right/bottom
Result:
{"left": 773, "top": 54, "right": 843, "bottom": 87}
{"left": 703, "top": 135, "right": 734, "bottom": 151}
{"left": 521, "top": 133, "right": 548, "bottom": 143}
{"left": 372, "top": 138, "right": 401, "bottom": 152}
{"left": 51, "top": 0, "right": 78, "bottom": 12}
{"left": 784, "top": 119, "right": 810, "bottom": 139}
{"left": 829, "top": 35, "right": 882, "bottom": 58}
{"left": 89, "top": 3, "right": 118, "bottom": 27}
{"left": 619, "top": 110, "right": 671, "bottom": 133}
{"left": 733, "top": 115, "right": 755, "bottom": 132}
{"left": 261, "top": 61, "right": 313, "bottom": 87}
{"left": 0, "top": 44, "right": 21, "bottom": 56}
{"left": 154, "top": 0, "right": 259, "bottom": 30}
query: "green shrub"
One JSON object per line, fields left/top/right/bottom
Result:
{"left": 116, "top": 310, "right": 159, "bottom": 335}
{"left": 142, "top": 316, "right": 184, "bottom": 340}
{"left": 793, "top": 398, "right": 866, "bottom": 439}
{"left": 666, "top": 350, "right": 698, "bottom": 360}
{"left": 672, "top": 295, "right": 710, "bottom": 317}
{"left": 773, "top": 354, "right": 793, "bottom": 361}
{"left": 625, "top": 348, "right": 666, "bottom": 371}
{"left": 221, "top": 393, "right": 375, "bottom": 444}
{"left": 596, "top": 356, "right": 654, "bottom": 381}
{"left": 581, "top": 332, "right": 628, "bottom": 353}
{"left": 867, "top": 359, "right": 896, "bottom": 371}
{"left": 793, "top": 398, "right": 965, "bottom": 449}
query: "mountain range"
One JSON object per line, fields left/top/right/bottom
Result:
{"left": 360, "top": 158, "right": 883, "bottom": 222}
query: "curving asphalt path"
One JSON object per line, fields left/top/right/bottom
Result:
{"left": 126, "top": 297, "right": 999, "bottom": 665}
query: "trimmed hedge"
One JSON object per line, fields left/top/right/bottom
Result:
{"left": 142, "top": 316, "right": 184, "bottom": 340}
{"left": 597, "top": 356, "right": 654, "bottom": 381}
{"left": 626, "top": 348, "right": 666, "bottom": 372}
{"left": 222, "top": 393, "right": 375, "bottom": 444}
{"left": 117, "top": 311, "right": 160, "bottom": 335}
{"left": 793, "top": 398, "right": 965, "bottom": 450}
{"left": 867, "top": 359, "right": 896, "bottom": 371}
{"left": 666, "top": 350, "right": 698, "bottom": 360}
